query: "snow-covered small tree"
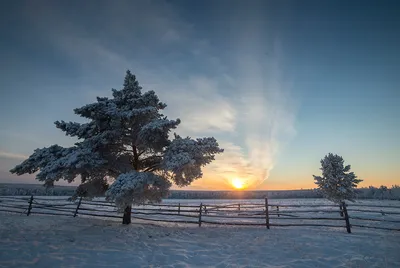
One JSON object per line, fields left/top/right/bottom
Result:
{"left": 313, "top": 153, "right": 362, "bottom": 206}
{"left": 10, "top": 70, "right": 224, "bottom": 224}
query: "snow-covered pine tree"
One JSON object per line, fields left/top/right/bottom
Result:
{"left": 313, "top": 153, "right": 362, "bottom": 206}
{"left": 10, "top": 70, "right": 224, "bottom": 224}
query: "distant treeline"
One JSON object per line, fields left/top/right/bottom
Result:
{"left": 167, "top": 189, "right": 323, "bottom": 199}
{"left": 168, "top": 186, "right": 400, "bottom": 200}
{"left": 0, "top": 183, "right": 77, "bottom": 196}
{"left": 1, "top": 183, "right": 399, "bottom": 200}
{"left": 356, "top": 185, "right": 400, "bottom": 200}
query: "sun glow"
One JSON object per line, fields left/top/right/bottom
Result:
{"left": 231, "top": 178, "right": 246, "bottom": 190}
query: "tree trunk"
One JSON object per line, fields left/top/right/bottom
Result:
{"left": 339, "top": 203, "right": 344, "bottom": 217}
{"left": 122, "top": 205, "right": 132, "bottom": 224}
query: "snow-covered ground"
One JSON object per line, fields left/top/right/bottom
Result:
{"left": 0, "top": 213, "right": 399, "bottom": 268}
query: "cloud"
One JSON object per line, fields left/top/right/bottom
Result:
{"left": 0, "top": 151, "right": 27, "bottom": 160}
{"left": 156, "top": 76, "right": 236, "bottom": 134}
{"left": 162, "top": 29, "right": 181, "bottom": 43}
{"left": 218, "top": 35, "right": 297, "bottom": 189}
{"left": 189, "top": 142, "right": 257, "bottom": 190}
{"left": 178, "top": 28, "right": 297, "bottom": 190}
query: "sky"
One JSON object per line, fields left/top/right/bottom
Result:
{"left": 0, "top": 0, "right": 399, "bottom": 190}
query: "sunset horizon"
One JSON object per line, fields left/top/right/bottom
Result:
{"left": 0, "top": 174, "right": 396, "bottom": 191}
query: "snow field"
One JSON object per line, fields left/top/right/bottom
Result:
{"left": 1, "top": 212, "right": 399, "bottom": 268}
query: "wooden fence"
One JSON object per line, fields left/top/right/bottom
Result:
{"left": 1, "top": 196, "right": 399, "bottom": 233}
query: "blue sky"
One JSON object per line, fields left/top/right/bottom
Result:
{"left": 0, "top": 0, "right": 399, "bottom": 189}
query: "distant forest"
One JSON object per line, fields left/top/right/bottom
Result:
{"left": 1, "top": 183, "right": 399, "bottom": 200}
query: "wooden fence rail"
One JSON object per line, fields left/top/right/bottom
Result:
{"left": 1, "top": 196, "right": 400, "bottom": 233}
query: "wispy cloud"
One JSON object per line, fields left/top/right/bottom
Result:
{"left": 226, "top": 37, "right": 297, "bottom": 189}
{"left": 157, "top": 76, "right": 237, "bottom": 134}
{"left": 0, "top": 151, "right": 27, "bottom": 160}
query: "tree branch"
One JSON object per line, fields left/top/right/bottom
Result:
{"left": 143, "top": 163, "right": 161, "bottom": 172}
{"left": 140, "top": 155, "right": 162, "bottom": 162}
{"left": 137, "top": 150, "right": 146, "bottom": 157}
{"left": 132, "top": 145, "right": 139, "bottom": 170}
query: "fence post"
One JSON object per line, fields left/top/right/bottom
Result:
{"left": 339, "top": 203, "right": 344, "bottom": 217}
{"left": 277, "top": 206, "right": 280, "bottom": 217}
{"left": 265, "top": 198, "right": 270, "bottom": 229}
{"left": 178, "top": 203, "right": 181, "bottom": 215}
{"left": 198, "top": 203, "right": 203, "bottom": 227}
{"left": 74, "top": 197, "right": 82, "bottom": 217}
{"left": 342, "top": 201, "right": 351, "bottom": 233}
{"left": 238, "top": 204, "right": 240, "bottom": 211}
{"left": 27, "top": 195, "right": 34, "bottom": 216}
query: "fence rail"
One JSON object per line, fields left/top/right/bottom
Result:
{"left": 1, "top": 196, "right": 399, "bottom": 233}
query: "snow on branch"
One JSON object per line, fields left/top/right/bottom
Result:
{"left": 105, "top": 171, "right": 171, "bottom": 210}
{"left": 163, "top": 135, "right": 224, "bottom": 186}
{"left": 55, "top": 121, "right": 98, "bottom": 139}
{"left": 10, "top": 145, "right": 107, "bottom": 186}
{"left": 137, "top": 118, "right": 181, "bottom": 151}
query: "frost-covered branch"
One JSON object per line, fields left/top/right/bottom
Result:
{"left": 55, "top": 121, "right": 97, "bottom": 139}
{"left": 10, "top": 145, "right": 108, "bottom": 187}
{"left": 163, "top": 135, "right": 224, "bottom": 186}
{"left": 136, "top": 118, "right": 181, "bottom": 151}
{"left": 105, "top": 171, "right": 171, "bottom": 210}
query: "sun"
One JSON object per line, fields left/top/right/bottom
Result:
{"left": 231, "top": 178, "right": 246, "bottom": 190}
